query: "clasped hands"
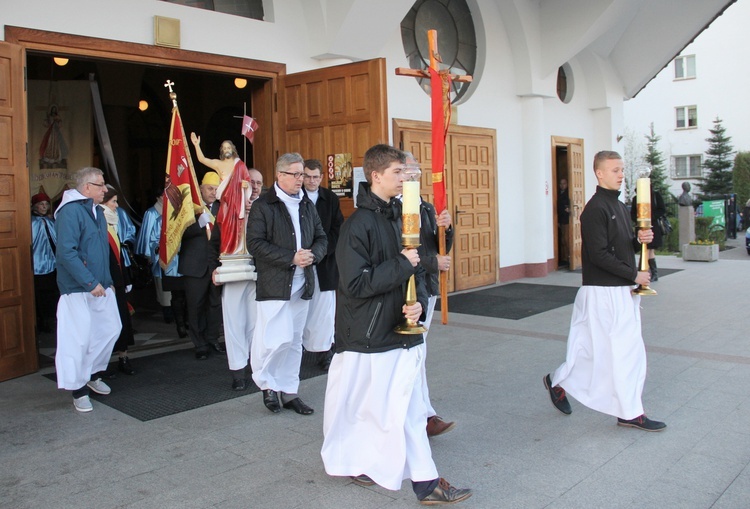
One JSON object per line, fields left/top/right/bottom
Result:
{"left": 293, "top": 249, "right": 315, "bottom": 268}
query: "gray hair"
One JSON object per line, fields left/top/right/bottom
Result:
{"left": 276, "top": 153, "right": 305, "bottom": 174}
{"left": 74, "top": 167, "right": 104, "bottom": 191}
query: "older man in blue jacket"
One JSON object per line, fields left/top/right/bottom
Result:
{"left": 54, "top": 167, "right": 122, "bottom": 413}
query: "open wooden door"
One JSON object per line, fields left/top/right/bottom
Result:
{"left": 0, "top": 42, "right": 37, "bottom": 381}
{"left": 278, "top": 58, "right": 388, "bottom": 218}
{"left": 568, "top": 142, "right": 584, "bottom": 270}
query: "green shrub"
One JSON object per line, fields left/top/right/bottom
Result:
{"left": 695, "top": 216, "right": 726, "bottom": 249}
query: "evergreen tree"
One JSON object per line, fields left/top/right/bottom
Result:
{"left": 698, "top": 117, "right": 734, "bottom": 199}
{"left": 644, "top": 123, "right": 671, "bottom": 198}
{"left": 733, "top": 152, "right": 750, "bottom": 213}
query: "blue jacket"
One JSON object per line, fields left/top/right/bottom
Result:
{"left": 54, "top": 189, "right": 113, "bottom": 294}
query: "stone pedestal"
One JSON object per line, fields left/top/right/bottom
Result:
{"left": 214, "top": 254, "right": 257, "bottom": 284}
{"left": 678, "top": 206, "right": 695, "bottom": 247}
{"left": 682, "top": 243, "right": 719, "bottom": 262}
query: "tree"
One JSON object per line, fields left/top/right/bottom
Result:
{"left": 621, "top": 127, "right": 646, "bottom": 201}
{"left": 733, "top": 152, "right": 750, "bottom": 213}
{"left": 644, "top": 122, "right": 671, "bottom": 198}
{"left": 698, "top": 117, "right": 734, "bottom": 199}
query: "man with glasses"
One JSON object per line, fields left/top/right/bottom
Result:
{"left": 54, "top": 167, "right": 122, "bottom": 413}
{"left": 247, "top": 153, "right": 327, "bottom": 415}
{"left": 301, "top": 159, "right": 343, "bottom": 372}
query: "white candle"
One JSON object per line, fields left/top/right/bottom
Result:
{"left": 636, "top": 177, "right": 651, "bottom": 204}
{"left": 402, "top": 181, "right": 420, "bottom": 215}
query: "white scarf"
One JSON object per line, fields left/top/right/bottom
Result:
{"left": 101, "top": 204, "right": 119, "bottom": 233}
{"left": 275, "top": 183, "right": 305, "bottom": 278}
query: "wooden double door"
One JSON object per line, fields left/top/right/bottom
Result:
{"left": 394, "top": 120, "right": 498, "bottom": 292}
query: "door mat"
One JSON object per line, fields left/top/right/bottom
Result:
{"left": 436, "top": 271, "right": 681, "bottom": 320}
{"left": 43, "top": 349, "right": 327, "bottom": 421}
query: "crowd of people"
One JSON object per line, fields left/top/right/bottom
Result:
{"left": 35, "top": 145, "right": 673, "bottom": 505}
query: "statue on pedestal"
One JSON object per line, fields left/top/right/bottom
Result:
{"left": 191, "top": 134, "right": 251, "bottom": 256}
{"left": 678, "top": 181, "right": 693, "bottom": 207}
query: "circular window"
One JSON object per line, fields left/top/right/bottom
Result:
{"left": 401, "top": 0, "right": 477, "bottom": 103}
{"left": 557, "top": 63, "right": 574, "bottom": 103}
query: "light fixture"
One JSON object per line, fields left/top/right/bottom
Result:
{"left": 234, "top": 77, "right": 247, "bottom": 89}
{"left": 138, "top": 100, "right": 149, "bottom": 112}
{"left": 53, "top": 57, "right": 69, "bottom": 66}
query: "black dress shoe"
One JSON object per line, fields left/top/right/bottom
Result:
{"left": 263, "top": 389, "right": 281, "bottom": 413}
{"left": 282, "top": 397, "right": 314, "bottom": 415}
{"left": 543, "top": 374, "right": 572, "bottom": 415}
{"left": 232, "top": 378, "right": 247, "bottom": 391}
{"left": 195, "top": 349, "right": 210, "bottom": 360}
{"left": 209, "top": 342, "right": 226, "bottom": 354}
{"left": 118, "top": 356, "right": 136, "bottom": 375}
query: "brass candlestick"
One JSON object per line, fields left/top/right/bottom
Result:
{"left": 395, "top": 163, "right": 428, "bottom": 334}
{"left": 633, "top": 168, "right": 657, "bottom": 296}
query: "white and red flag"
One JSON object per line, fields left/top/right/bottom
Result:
{"left": 241, "top": 115, "right": 259, "bottom": 143}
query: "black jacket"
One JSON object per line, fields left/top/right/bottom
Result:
{"left": 305, "top": 186, "right": 344, "bottom": 292}
{"left": 335, "top": 182, "right": 428, "bottom": 354}
{"left": 418, "top": 200, "right": 454, "bottom": 297}
{"left": 178, "top": 201, "right": 219, "bottom": 278}
{"left": 247, "top": 184, "right": 327, "bottom": 301}
{"left": 582, "top": 186, "right": 640, "bottom": 286}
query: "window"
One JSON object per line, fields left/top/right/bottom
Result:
{"left": 674, "top": 55, "right": 696, "bottom": 80}
{"left": 676, "top": 106, "right": 697, "bottom": 129}
{"left": 160, "top": 0, "right": 264, "bottom": 21}
{"left": 673, "top": 155, "right": 702, "bottom": 178}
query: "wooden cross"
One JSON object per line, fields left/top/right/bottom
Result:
{"left": 396, "top": 29, "right": 472, "bottom": 325}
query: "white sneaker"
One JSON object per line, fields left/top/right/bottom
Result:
{"left": 73, "top": 395, "right": 93, "bottom": 413}
{"left": 86, "top": 378, "right": 111, "bottom": 395}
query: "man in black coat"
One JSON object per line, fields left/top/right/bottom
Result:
{"left": 301, "top": 159, "right": 344, "bottom": 371}
{"left": 321, "top": 144, "right": 472, "bottom": 504}
{"left": 247, "top": 153, "right": 327, "bottom": 415}
{"left": 178, "top": 171, "right": 225, "bottom": 360}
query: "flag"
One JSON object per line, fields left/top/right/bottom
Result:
{"left": 429, "top": 67, "right": 452, "bottom": 214}
{"left": 159, "top": 107, "right": 203, "bottom": 269}
{"left": 241, "top": 115, "right": 259, "bottom": 143}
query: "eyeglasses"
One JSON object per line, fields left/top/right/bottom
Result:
{"left": 279, "top": 171, "right": 304, "bottom": 179}
{"left": 86, "top": 182, "right": 106, "bottom": 188}
{"left": 303, "top": 174, "right": 322, "bottom": 180}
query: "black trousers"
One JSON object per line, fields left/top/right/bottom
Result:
{"left": 182, "top": 272, "right": 222, "bottom": 350}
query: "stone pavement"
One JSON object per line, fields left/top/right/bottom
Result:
{"left": 2, "top": 237, "right": 749, "bottom": 509}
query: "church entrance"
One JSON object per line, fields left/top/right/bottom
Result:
{"left": 1, "top": 27, "right": 388, "bottom": 381}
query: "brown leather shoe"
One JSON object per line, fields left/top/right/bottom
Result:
{"left": 426, "top": 415, "right": 456, "bottom": 437}
{"left": 419, "top": 478, "right": 472, "bottom": 505}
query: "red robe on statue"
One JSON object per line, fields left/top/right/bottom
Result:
{"left": 216, "top": 159, "right": 251, "bottom": 255}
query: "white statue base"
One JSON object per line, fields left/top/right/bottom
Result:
{"left": 214, "top": 253, "right": 257, "bottom": 284}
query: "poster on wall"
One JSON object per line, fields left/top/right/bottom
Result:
{"left": 352, "top": 166, "right": 365, "bottom": 207}
{"left": 327, "top": 153, "right": 353, "bottom": 198}
{"left": 27, "top": 80, "right": 93, "bottom": 204}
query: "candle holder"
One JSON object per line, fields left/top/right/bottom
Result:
{"left": 395, "top": 162, "right": 428, "bottom": 334}
{"left": 633, "top": 166, "right": 657, "bottom": 296}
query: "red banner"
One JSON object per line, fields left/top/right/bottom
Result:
{"left": 159, "top": 108, "right": 203, "bottom": 269}
{"left": 429, "top": 67, "right": 451, "bottom": 214}
{"left": 241, "top": 115, "right": 259, "bottom": 144}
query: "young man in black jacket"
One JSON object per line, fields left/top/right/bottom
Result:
{"left": 321, "top": 144, "right": 472, "bottom": 505}
{"left": 544, "top": 150, "right": 666, "bottom": 432}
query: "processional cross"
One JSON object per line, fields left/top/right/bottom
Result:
{"left": 396, "top": 29, "right": 472, "bottom": 325}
